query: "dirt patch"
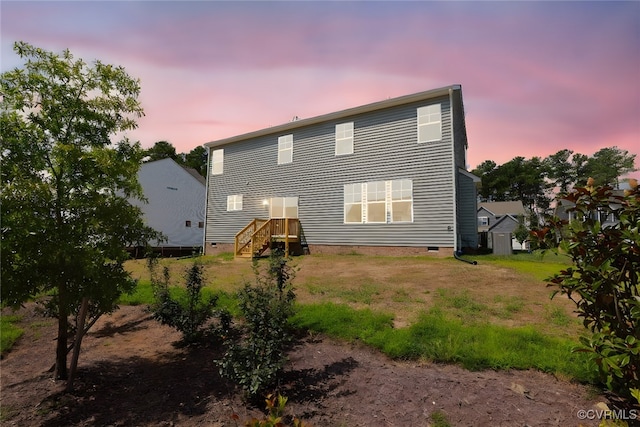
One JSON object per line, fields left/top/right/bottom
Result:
{"left": 1, "top": 304, "right": 605, "bottom": 426}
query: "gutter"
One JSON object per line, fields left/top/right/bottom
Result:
{"left": 201, "top": 145, "right": 210, "bottom": 254}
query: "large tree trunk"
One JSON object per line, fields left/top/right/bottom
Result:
{"left": 66, "top": 297, "right": 89, "bottom": 391}
{"left": 55, "top": 281, "right": 69, "bottom": 380}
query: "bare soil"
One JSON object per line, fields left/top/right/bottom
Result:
{"left": 1, "top": 304, "right": 606, "bottom": 427}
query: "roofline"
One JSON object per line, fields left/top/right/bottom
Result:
{"left": 204, "top": 85, "right": 462, "bottom": 148}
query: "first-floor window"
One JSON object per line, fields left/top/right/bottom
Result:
{"left": 344, "top": 184, "right": 362, "bottom": 223}
{"left": 344, "top": 180, "right": 413, "bottom": 224}
{"left": 227, "top": 194, "right": 243, "bottom": 211}
{"left": 270, "top": 197, "right": 298, "bottom": 218}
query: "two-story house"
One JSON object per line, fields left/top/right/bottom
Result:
{"left": 129, "top": 158, "right": 206, "bottom": 256}
{"left": 203, "top": 85, "right": 478, "bottom": 258}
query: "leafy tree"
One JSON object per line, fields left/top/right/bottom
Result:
{"left": 530, "top": 179, "right": 640, "bottom": 403}
{"left": 145, "top": 140, "right": 178, "bottom": 162}
{"left": 582, "top": 147, "right": 637, "bottom": 188}
{"left": 183, "top": 145, "right": 208, "bottom": 177}
{"left": 471, "top": 160, "right": 497, "bottom": 178}
{"left": 0, "top": 42, "right": 159, "bottom": 384}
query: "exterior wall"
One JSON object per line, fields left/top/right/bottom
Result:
{"left": 456, "top": 171, "right": 478, "bottom": 250}
{"left": 206, "top": 97, "right": 459, "bottom": 249}
{"left": 131, "top": 158, "right": 205, "bottom": 247}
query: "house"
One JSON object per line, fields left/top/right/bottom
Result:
{"left": 203, "top": 85, "right": 479, "bottom": 258}
{"left": 477, "top": 201, "right": 527, "bottom": 253}
{"left": 129, "top": 158, "right": 206, "bottom": 256}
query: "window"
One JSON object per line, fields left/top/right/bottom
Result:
{"left": 390, "top": 179, "right": 413, "bottom": 222}
{"left": 478, "top": 216, "right": 489, "bottom": 227}
{"left": 185, "top": 220, "right": 192, "bottom": 227}
{"left": 344, "top": 184, "right": 362, "bottom": 223}
{"left": 335, "top": 122, "right": 354, "bottom": 155}
{"left": 211, "top": 149, "right": 224, "bottom": 175}
{"left": 417, "top": 104, "right": 442, "bottom": 143}
{"left": 366, "top": 181, "right": 387, "bottom": 223}
{"left": 270, "top": 197, "right": 298, "bottom": 218}
{"left": 278, "top": 134, "right": 293, "bottom": 164}
{"left": 344, "top": 180, "right": 413, "bottom": 224}
{"left": 227, "top": 194, "right": 243, "bottom": 211}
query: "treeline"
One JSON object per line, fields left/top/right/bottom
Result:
{"left": 471, "top": 146, "right": 636, "bottom": 225}
{"left": 144, "top": 140, "right": 207, "bottom": 177}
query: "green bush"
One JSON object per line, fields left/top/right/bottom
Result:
{"left": 148, "top": 257, "right": 222, "bottom": 343}
{"left": 531, "top": 179, "right": 640, "bottom": 402}
{"left": 218, "top": 249, "right": 297, "bottom": 399}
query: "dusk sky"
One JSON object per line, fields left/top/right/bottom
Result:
{"left": 1, "top": 1, "right": 639, "bottom": 172}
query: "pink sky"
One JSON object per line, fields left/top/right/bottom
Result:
{"left": 1, "top": 1, "right": 638, "bottom": 173}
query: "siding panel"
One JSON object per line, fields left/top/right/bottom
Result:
{"left": 206, "top": 93, "right": 469, "bottom": 249}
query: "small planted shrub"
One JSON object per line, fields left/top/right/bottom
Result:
{"left": 219, "top": 249, "right": 297, "bottom": 399}
{"left": 235, "top": 394, "right": 309, "bottom": 427}
{"left": 148, "top": 257, "right": 221, "bottom": 344}
{"left": 531, "top": 179, "right": 640, "bottom": 404}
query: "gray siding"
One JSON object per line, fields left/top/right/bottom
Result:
{"left": 206, "top": 97, "right": 461, "bottom": 248}
{"left": 132, "top": 158, "right": 205, "bottom": 247}
{"left": 457, "top": 171, "right": 478, "bottom": 249}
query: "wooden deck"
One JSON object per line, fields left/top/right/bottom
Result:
{"left": 235, "top": 218, "right": 301, "bottom": 258}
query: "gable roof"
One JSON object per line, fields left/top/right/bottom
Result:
{"left": 141, "top": 158, "right": 206, "bottom": 186}
{"left": 204, "top": 85, "right": 462, "bottom": 148}
{"left": 488, "top": 214, "right": 519, "bottom": 232}
{"left": 478, "top": 201, "right": 526, "bottom": 216}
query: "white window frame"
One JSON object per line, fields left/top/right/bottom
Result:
{"left": 390, "top": 179, "right": 413, "bottom": 223}
{"left": 343, "top": 180, "right": 413, "bottom": 224}
{"left": 278, "top": 134, "right": 293, "bottom": 164}
{"left": 335, "top": 122, "right": 354, "bottom": 156}
{"left": 344, "top": 183, "right": 363, "bottom": 224}
{"left": 269, "top": 197, "right": 298, "bottom": 218}
{"left": 417, "top": 104, "right": 442, "bottom": 143}
{"left": 478, "top": 216, "right": 489, "bottom": 227}
{"left": 227, "top": 194, "right": 243, "bottom": 211}
{"left": 211, "top": 149, "right": 224, "bottom": 175}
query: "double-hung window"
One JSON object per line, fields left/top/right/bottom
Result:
{"left": 366, "top": 181, "right": 387, "bottom": 223}
{"left": 344, "top": 184, "right": 362, "bottom": 223}
{"left": 211, "top": 149, "right": 224, "bottom": 175}
{"left": 278, "top": 134, "right": 293, "bottom": 164}
{"left": 417, "top": 104, "right": 442, "bottom": 143}
{"left": 335, "top": 122, "right": 354, "bottom": 155}
{"left": 390, "top": 179, "right": 413, "bottom": 222}
{"left": 344, "top": 180, "right": 413, "bottom": 224}
{"left": 227, "top": 195, "right": 243, "bottom": 211}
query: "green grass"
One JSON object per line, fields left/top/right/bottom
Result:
{"left": 469, "top": 252, "right": 571, "bottom": 282}
{"left": 430, "top": 410, "right": 452, "bottom": 427}
{"left": 1, "top": 315, "right": 24, "bottom": 354}
{"left": 291, "top": 303, "right": 595, "bottom": 383}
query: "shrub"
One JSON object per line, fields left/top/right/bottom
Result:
{"left": 235, "top": 394, "right": 309, "bottom": 427}
{"left": 148, "top": 257, "right": 221, "bottom": 343}
{"left": 219, "top": 249, "right": 297, "bottom": 399}
{"left": 531, "top": 179, "right": 639, "bottom": 403}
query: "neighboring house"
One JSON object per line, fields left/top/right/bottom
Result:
{"left": 477, "top": 201, "right": 527, "bottom": 252}
{"left": 554, "top": 191, "right": 622, "bottom": 229}
{"left": 130, "top": 158, "right": 206, "bottom": 256}
{"left": 203, "top": 85, "right": 479, "bottom": 258}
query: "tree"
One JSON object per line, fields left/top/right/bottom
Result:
{"left": 1, "top": 42, "right": 159, "bottom": 384}
{"left": 145, "top": 140, "right": 178, "bottom": 162}
{"left": 531, "top": 179, "right": 640, "bottom": 404}
{"left": 583, "top": 147, "right": 637, "bottom": 188}
{"left": 543, "top": 149, "right": 575, "bottom": 195}
{"left": 183, "top": 145, "right": 208, "bottom": 177}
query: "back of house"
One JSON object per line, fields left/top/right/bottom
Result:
{"left": 203, "top": 85, "right": 478, "bottom": 257}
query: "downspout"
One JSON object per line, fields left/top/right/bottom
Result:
{"left": 449, "top": 87, "right": 477, "bottom": 265}
{"left": 202, "top": 145, "right": 210, "bottom": 255}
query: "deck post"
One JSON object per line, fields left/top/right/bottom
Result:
{"left": 284, "top": 218, "right": 290, "bottom": 255}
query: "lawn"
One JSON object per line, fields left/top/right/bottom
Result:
{"left": 122, "top": 251, "right": 593, "bottom": 382}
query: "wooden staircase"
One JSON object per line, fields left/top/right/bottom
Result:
{"left": 235, "top": 218, "right": 301, "bottom": 258}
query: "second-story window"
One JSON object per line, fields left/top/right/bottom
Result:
{"left": 335, "top": 122, "right": 354, "bottom": 155}
{"left": 417, "top": 104, "right": 442, "bottom": 143}
{"left": 211, "top": 149, "right": 224, "bottom": 175}
{"left": 278, "top": 134, "right": 293, "bottom": 164}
